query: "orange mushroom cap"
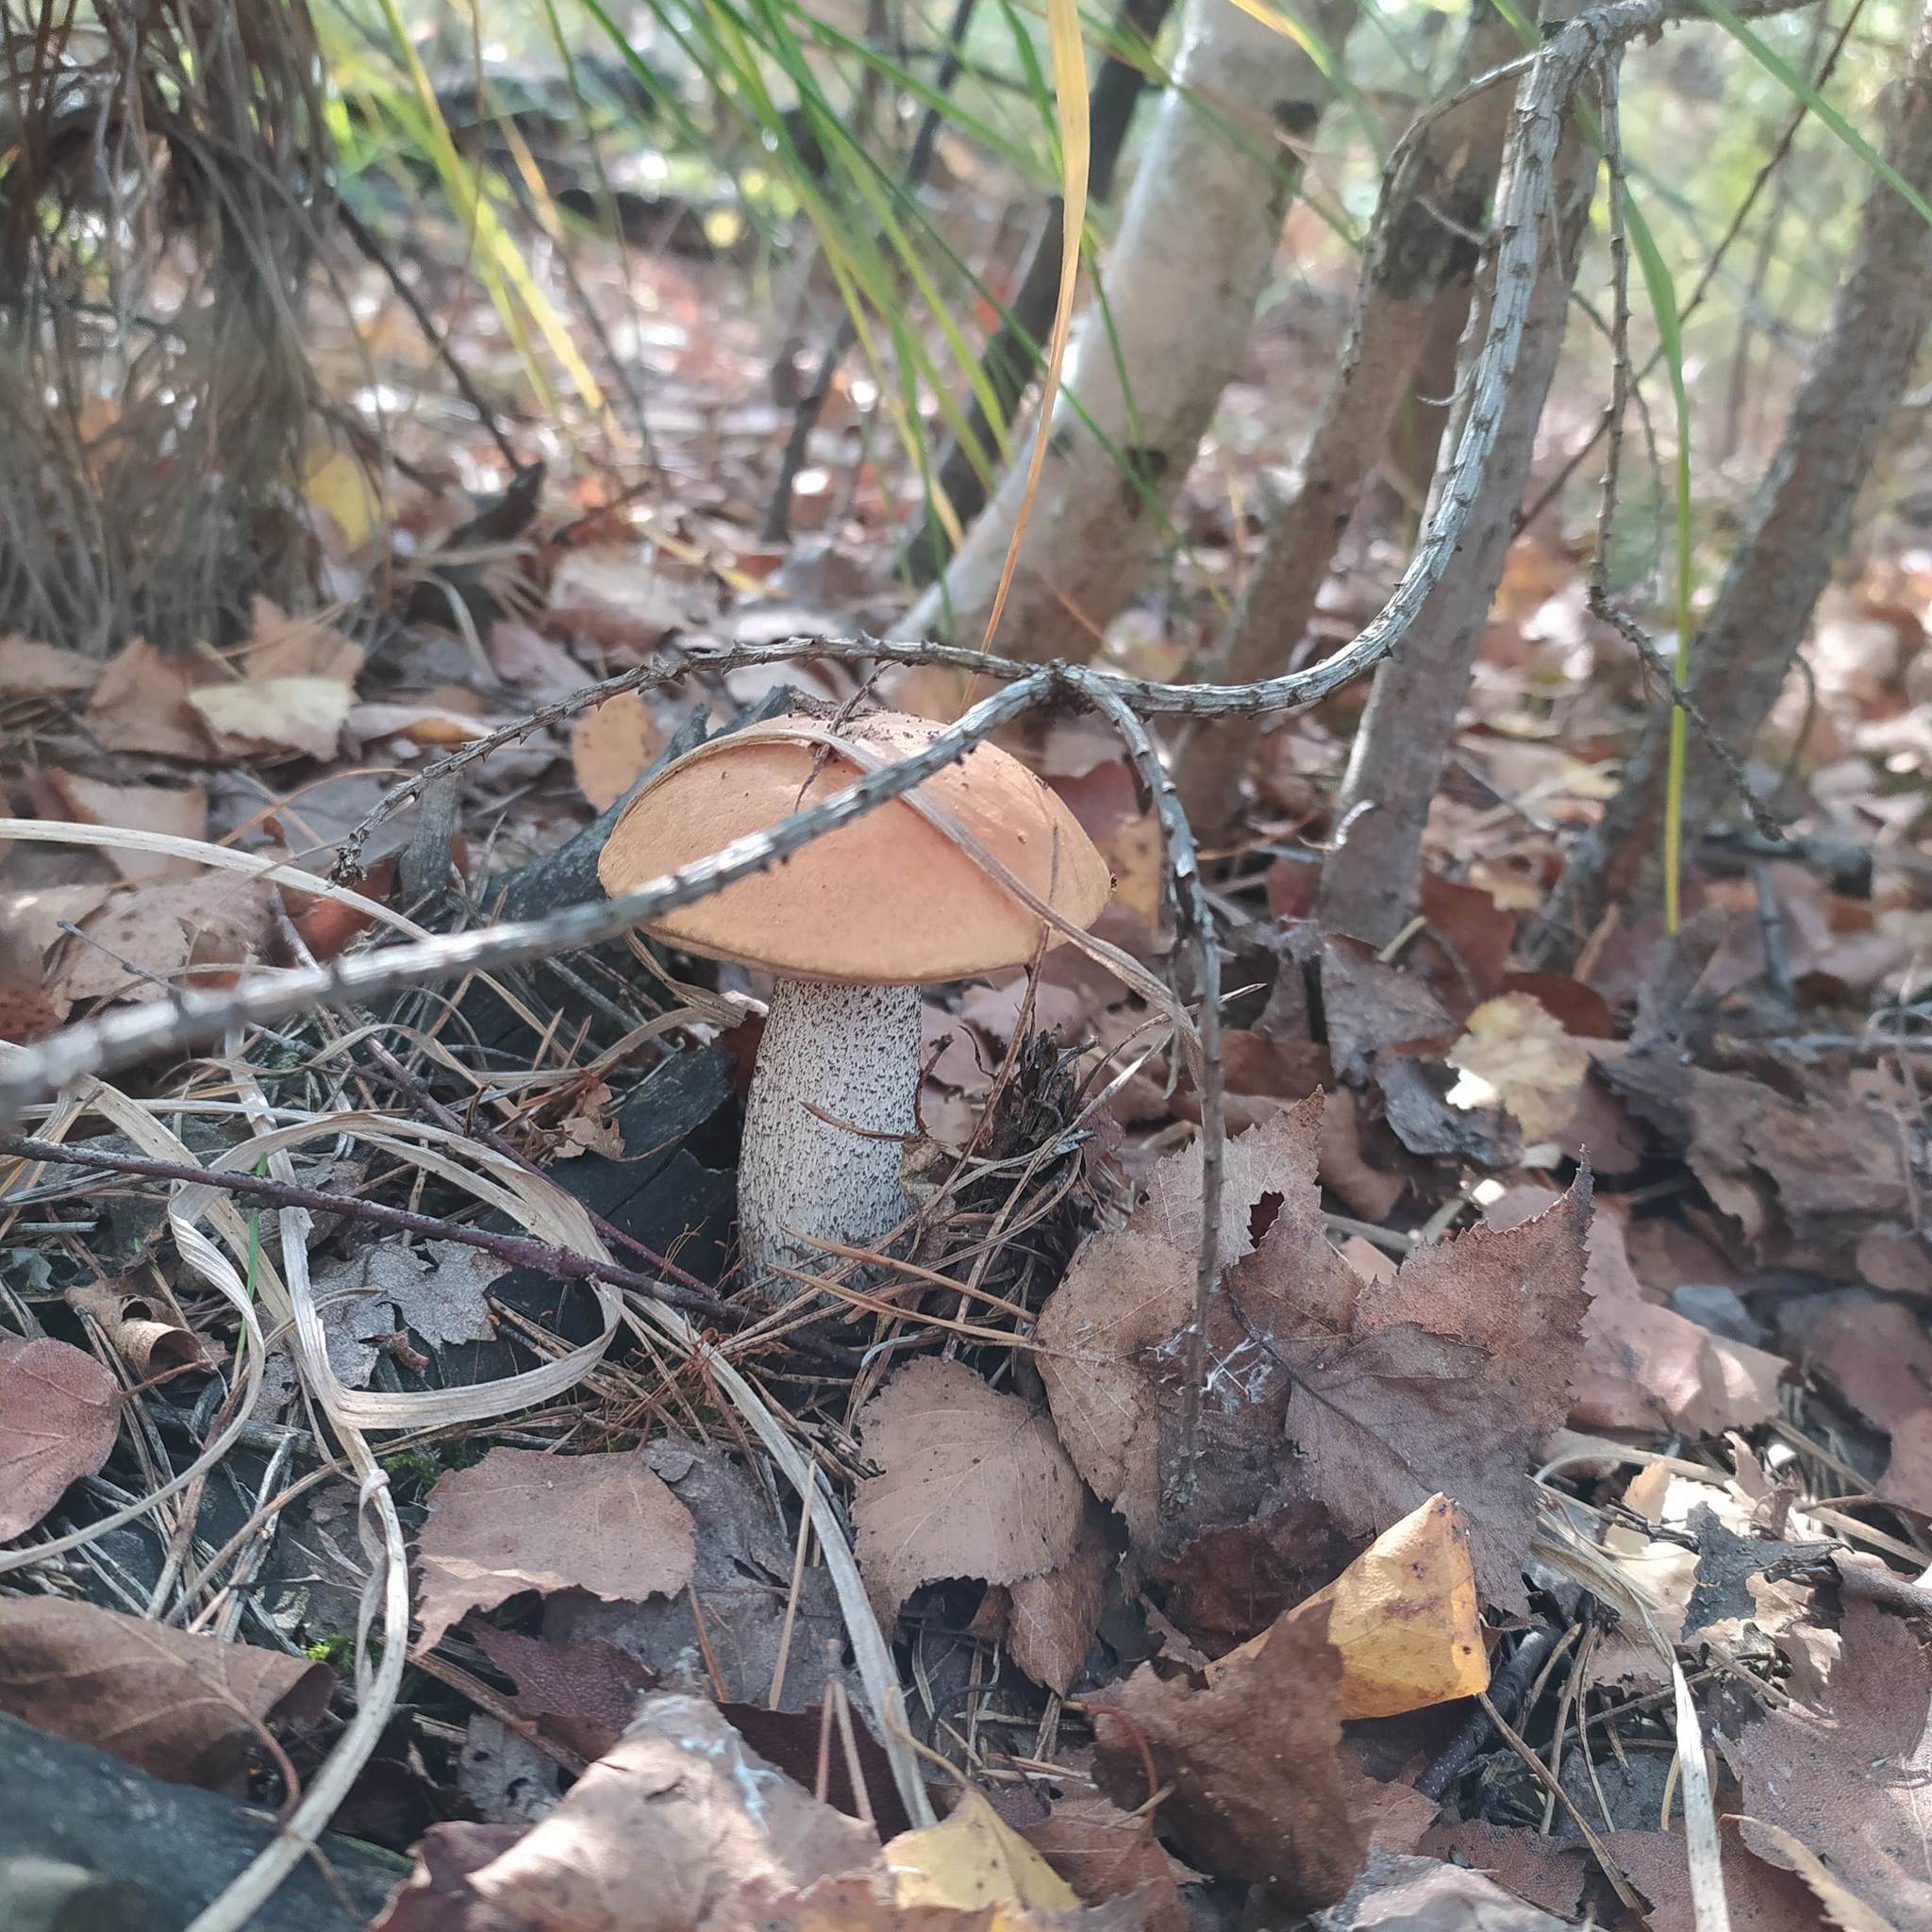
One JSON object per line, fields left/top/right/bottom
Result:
{"left": 596, "top": 710, "right": 1111, "bottom": 985}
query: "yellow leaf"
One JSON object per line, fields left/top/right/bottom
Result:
{"left": 1446, "top": 992, "right": 1591, "bottom": 1145}
{"left": 189, "top": 676, "right": 352, "bottom": 762}
{"left": 300, "top": 446, "right": 382, "bottom": 552}
{"left": 885, "top": 1788, "right": 1078, "bottom": 1925}
{"left": 1211, "top": 1494, "right": 1488, "bottom": 1720}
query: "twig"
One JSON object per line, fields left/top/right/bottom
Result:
{"left": 0, "top": 1131, "right": 859, "bottom": 1370}
{"left": 335, "top": 201, "right": 527, "bottom": 475}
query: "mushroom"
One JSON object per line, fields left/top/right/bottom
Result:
{"left": 597, "top": 710, "right": 1111, "bottom": 1291}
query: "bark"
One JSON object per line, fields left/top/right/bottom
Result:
{"left": 1316, "top": 110, "right": 1600, "bottom": 945}
{"left": 1526, "top": 0, "right": 1932, "bottom": 970}
{"left": 898, "top": 0, "right": 1355, "bottom": 662}
{"left": 900, "top": 0, "right": 1176, "bottom": 585}
{"left": 1175, "top": 4, "right": 1522, "bottom": 831}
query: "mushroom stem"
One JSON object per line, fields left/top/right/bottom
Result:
{"left": 739, "top": 977, "right": 922, "bottom": 1291}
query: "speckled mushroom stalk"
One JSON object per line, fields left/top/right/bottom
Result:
{"left": 596, "top": 709, "right": 1112, "bottom": 1303}
{"left": 737, "top": 977, "right": 922, "bottom": 1287}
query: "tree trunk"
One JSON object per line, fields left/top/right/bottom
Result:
{"left": 1526, "top": 0, "right": 1932, "bottom": 970}
{"left": 897, "top": 0, "right": 1354, "bottom": 662}
{"left": 899, "top": 0, "right": 1176, "bottom": 585}
{"left": 1175, "top": 4, "right": 1522, "bottom": 833}
{"left": 1316, "top": 108, "right": 1599, "bottom": 945}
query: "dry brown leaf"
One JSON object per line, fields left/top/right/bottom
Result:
{"left": 1486, "top": 1188, "right": 1785, "bottom": 1441}
{"left": 0, "top": 1595, "right": 330, "bottom": 1788}
{"left": 348, "top": 699, "right": 497, "bottom": 746}
{"left": 0, "top": 634, "right": 99, "bottom": 698}
{"left": 52, "top": 874, "right": 274, "bottom": 1007}
{"left": 548, "top": 546, "right": 694, "bottom": 649}
{"left": 64, "top": 1279, "right": 212, "bottom": 1375}
{"left": 1040, "top": 1096, "right": 1587, "bottom": 1611}
{"left": 0, "top": 1334, "right": 120, "bottom": 1539}
{"left": 86, "top": 637, "right": 215, "bottom": 758}
{"left": 1804, "top": 1299, "right": 1932, "bottom": 1513}
{"left": 1732, "top": 1818, "right": 1899, "bottom": 1932}
{"left": 1018, "top": 1793, "right": 1190, "bottom": 1932}
{"left": 1598, "top": 1819, "right": 1841, "bottom": 1932}
{"left": 1285, "top": 1178, "right": 1591, "bottom": 1611}
{"left": 1324, "top": 1857, "right": 1576, "bottom": 1931}
{"left": 237, "top": 597, "right": 364, "bottom": 683}
{"left": 570, "top": 691, "right": 660, "bottom": 810}
{"left": 42, "top": 771, "right": 208, "bottom": 881}
{"left": 469, "top": 1625, "right": 656, "bottom": 1765}
{"left": 1446, "top": 993, "right": 1591, "bottom": 1147}
{"left": 373, "top": 1693, "right": 878, "bottom": 1932}
{"left": 1735, "top": 1597, "right": 1932, "bottom": 1928}
{"left": 414, "top": 1446, "right": 698, "bottom": 1654}
{"left": 1007, "top": 1496, "right": 1114, "bottom": 1696}
{"left": 855, "top": 1357, "right": 1086, "bottom": 1624}
{"left": 1090, "top": 1598, "right": 1366, "bottom": 1909}
{"left": 0, "top": 922, "right": 70, "bottom": 1041}
{"left": 190, "top": 675, "right": 352, "bottom": 761}
{"left": 1321, "top": 937, "right": 1454, "bottom": 1083}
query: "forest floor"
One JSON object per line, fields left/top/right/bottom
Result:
{"left": 2, "top": 220, "right": 1931, "bottom": 1932}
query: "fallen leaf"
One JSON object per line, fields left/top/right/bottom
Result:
{"left": 571, "top": 691, "right": 660, "bottom": 810}
{"left": 0, "top": 1595, "right": 330, "bottom": 1788}
{"left": 348, "top": 699, "right": 496, "bottom": 746}
{"left": 304, "top": 1240, "right": 503, "bottom": 1391}
{"left": 1090, "top": 1597, "right": 1367, "bottom": 1908}
{"left": 887, "top": 1787, "right": 1079, "bottom": 1916}
{"left": 42, "top": 770, "right": 208, "bottom": 881}
{"left": 1322, "top": 937, "right": 1454, "bottom": 1083}
{"left": 52, "top": 874, "right": 273, "bottom": 1007}
{"left": 1213, "top": 1494, "right": 1488, "bottom": 1719}
{"left": 856, "top": 1357, "right": 1086, "bottom": 1624}
{"left": 300, "top": 443, "right": 382, "bottom": 550}
{"left": 0, "top": 923, "right": 70, "bottom": 1041}
{"left": 373, "top": 1693, "right": 877, "bottom": 1932}
{"left": 1018, "top": 1792, "right": 1190, "bottom": 1932}
{"left": 469, "top": 1625, "right": 656, "bottom": 1765}
{"left": 237, "top": 597, "right": 364, "bottom": 683}
{"left": 1007, "top": 1496, "right": 1114, "bottom": 1695}
{"left": 1732, "top": 1817, "right": 1900, "bottom": 1932}
{"left": 1040, "top": 1096, "right": 1589, "bottom": 1611}
{"left": 548, "top": 546, "right": 694, "bottom": 649}
{"left": 0, "top": 1335, "right": 120, "bottom": 1539}
{"left": 1735, "top": 1597, "right": 1932, "bottom": 1928}
{"left": 0, "top": 634, "right": 99, "bottom": 698}
{"left": 64, "top": 1279, "right": 211, "bottom": 1374}
{"left": 1490, "top": 1191, "right": 1785, "bottom": 1440}
{"left": 1446, "top": 993, "right": 1591, "bottom": 1146}
{"left": 1803, "top": 1299, "right": 1932, "bottom": 1512}
{"left": 414, "top": 1446, "right": 697, "bottom": 1654}
{"left": 190, "top": 675, "right": 352, "bottom": 762}
{"left": 1322, "top": 1855, "right": 1576, "bottom": 1931}
{"left": 86, "top": 637, "right": 215, "bottom": 759}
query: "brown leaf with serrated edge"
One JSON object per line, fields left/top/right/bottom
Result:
{"left": 1091, "top": 1598, "right": 1366, "bottom": 1908}
{"left": 372, "top": 1693, "right": 877, "bottom": 1932}
{"left": 855, "top": 1357, "right": 1085, "bottom": 1623}
{"left": 0, "top": 1595, "right": 331, "bottom": 1789}
{"left": 570, "top": 691, "right": 660, "bottom": 810}
{"left": 414, "top": 1447, "right": 696, "bottom": 1654}
{"left": 1735, "top": 1597, "right": 1932, "bottom": 1929}
{"left": 1018, "top": 1792, "right": 1190, "bottom": 1932}
{"left": 1008, "top": 1496, "right": 1114, "bottom": 1696}
{"left": 1279, "top": 1177, "right": 1591, "bottom": 1611}
{"left": 0, "top": 1335, "right": 119, "bottom": 1539}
